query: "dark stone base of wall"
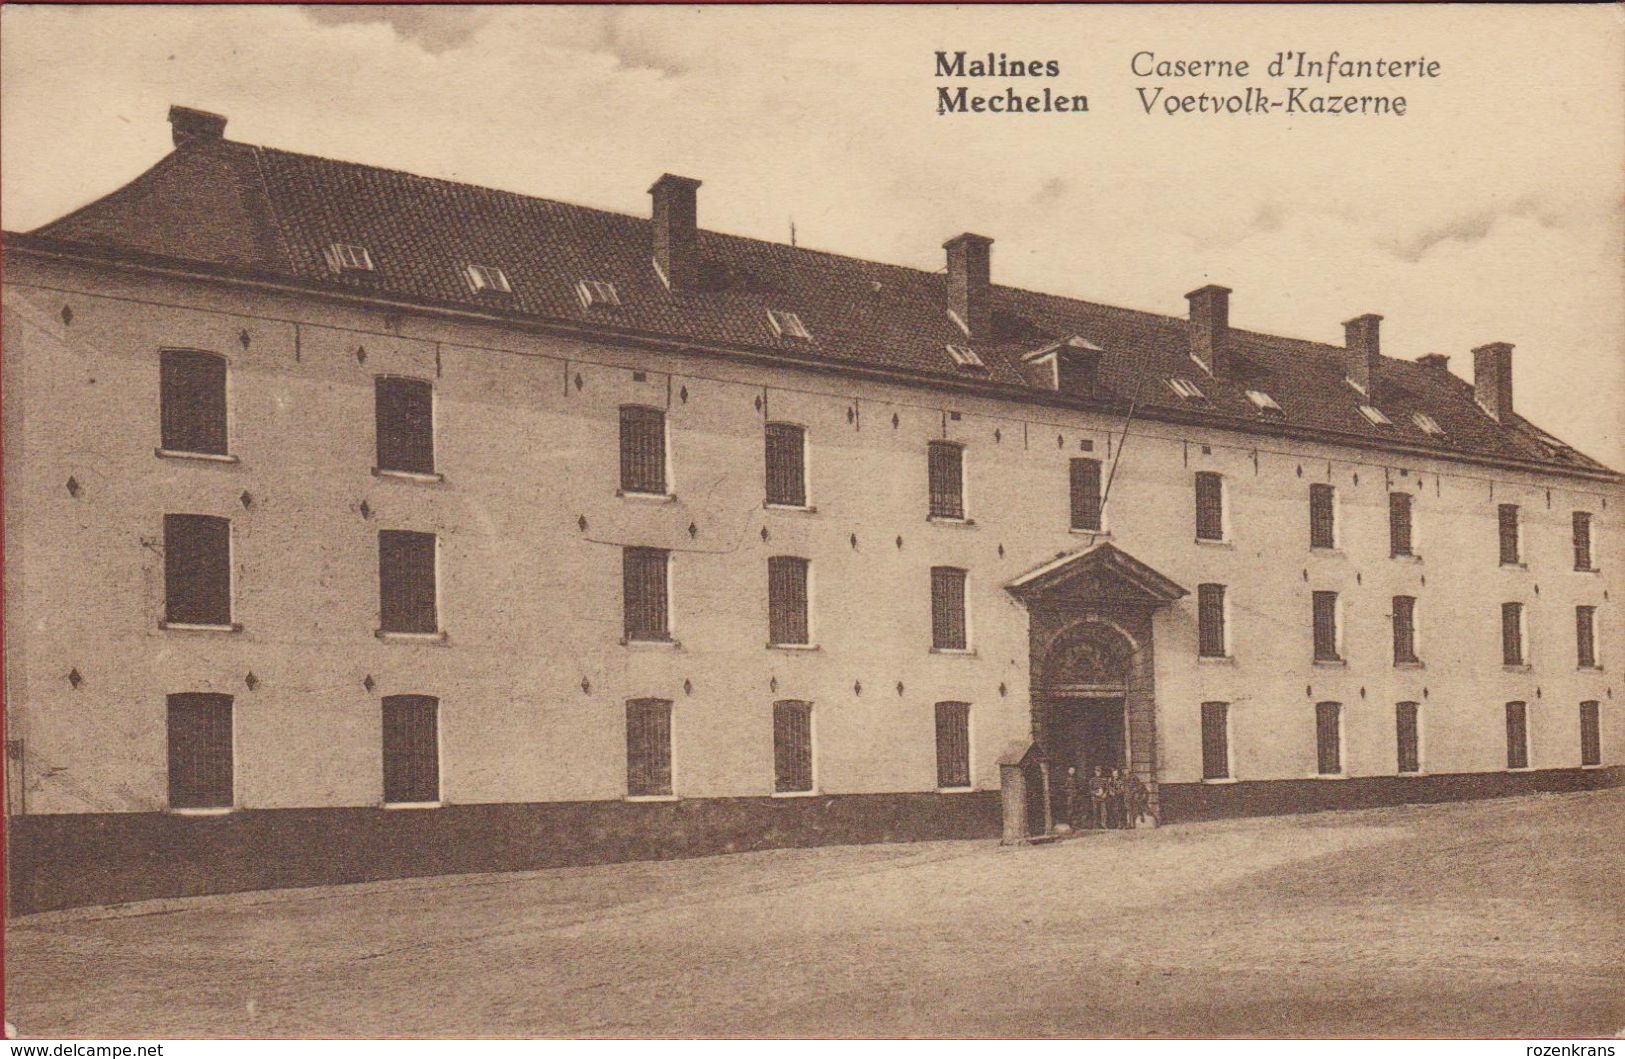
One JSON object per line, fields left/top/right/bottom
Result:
{"left": 5, "top": 791, "right": 1003, "bottom": 914}
{"left": 1158, "top": 766, "right": 1622, "bottom": 824}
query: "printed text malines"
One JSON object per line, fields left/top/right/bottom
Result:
{"left": 936, "top": 50, "right": 1088, "bottom": 115}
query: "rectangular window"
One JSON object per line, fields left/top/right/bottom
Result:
{"left": 166, "top": 693, "right": 233, "bottom": 809}
{"left": 1069, "top": 458, "right": 1102, "bottom": 531}
{"left": 163, "top": 514, "right": 232, "bottom": 626}
{"left": 378, "top": 530, "right": 438, "bottom": 634}
{"left": 1315, "top": 702, "right": 1342, "bottom": 776}
{"left": 1502, "top": 602, "right": 1524, "bottom": 666}
{"left": 160, "top": 350, "right": 228, "bottom": 456}
{"left": 1389, "top": 492, "right": 1414, "bottom": 557}
{"left": 1197, "top": 583, "right": 1227, "bottom": 658}
{"left": 465, "top": 264, "right": 511, "bottom": 294}
{"left": 764, "top": 423, "right": 807, "bottom": 507}
{"left": 767, "top": 556, "right": 810, "bottom": 646}
{"left": 381, "top": 695, "right": 439, "bottom": 804}
{"left": 626, "top": 699, "right": 673, "bottom": 797}
{"left": 1573, "top": 512, "right": 1594, "bottom": 571}
{"left": 1392, "top": 595, "right": 1419, "bottom": 664}
{"left": 1505, "top": 701, "right": 1529, "bottom": 770}
{"left": 1309, "top": 483, "right": 1336, "bottom": 549}
{"left": 619, "top": 405, "right": 667, "bottom": 495}
{"left": 1195, "top": 472, "right": 1224, "bottom": 541}
{"left": 928, "top": 441, "right": 965, "bottom": 520}
{"left": 772, "top": 700, "right": 814, "bottom": 793}
{"left": 1576, "top": 605, "right": 1597, "bottom": 668}
{"left": 1396, "top": 702, "right": 1421, "bottom": 774}
{"left": 623, "top": 547, "right": 670, "bottom": 642}
{"left": 935, "top": 701, "right": 972, "bottom": 789}
{"left": 375, "top": 376, "right": 435, "bottom": 475}
{"left": 1498, "top": 504, "right": 1521, "bottom": 565}
{"left": 930, "top": 567, "right": 969, "bottom": 651}
{"left": 1312, "top": 591, "right": 1340, "bottom": 662}
{"left": 1200, "top": 702, "right": 1230, "bottom": 781}
{"left": 1580, "top": 701, "right": 1601, "bottom": 767}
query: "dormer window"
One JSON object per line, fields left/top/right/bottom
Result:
{"left": 1167, "top": 376, "right": 1207, "bottom": 401}
{"left": 577, "top": 279, "right": 621, "bottom": 309}
{"left": 1411, "top": 411, "right": 1445, "bottom": 437}
{"left": 1245, "top": 389, "right": 1283, "bottom": 415}
{"left": 1358, "top": 404, "right": 1392, "bottom": 427}
{"left": 945, "top": 344, "right": 986, "bottom": 371}
{"left": 466, "top": 264, "right": 511, "bottom": 294}
{"left": 324, "top": 243, "right": 374, "bottom": 273}
{"left": 766, "top": 310, "right": 811, "bottom": 340}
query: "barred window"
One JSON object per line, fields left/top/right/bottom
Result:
{"left": 160, "top": 350, "right": 228, "bottom": 456}
{"left": 1396, "top": 702, "right": 1421, "bottom": 774}
{"left": 935, "top": 701, "right": 972, "bottom": 789}
{"left": 1315, "top": 701, "right": 1342, "bottom": 776}
{"left": 767, "top": 556, "right": 810, "bottom": 646}
{"left": 378, "top": 530, "right": 438, "bottom": 634}
{"left": 930, "top": 566, "right": 968, "bottom": 650}
{"left": 1070, "top": 458, "right": 1102, "bottom": 531}
{"left": 163, "top": 514, "right": 232, "bottom": 627}
{"left": 626, "top": 699, "right": 673, "bottom": 797}
{"left": 1312, "top": 591, "right": 1340, "bottom": 662}
{"left": 375, "top": 376, "right": 435, "bottom": 475}
{"left": 772, "top": 700, "right": 814, "bottom": 793}
{"left": 1197, "top": 583, "right": 1227, "bottom": 658}
{"left": 1573, "top": 512, "right": 1594, "bottom": 571}
{"left": 381, "top": 695, "right": 439, "bottom": 804}
{"left": 1580, "top": 701, "right": 1601, "bottom": 767}
{"left": 1392, "top": 595, "right": 1419, "bottom": 664}
{"left": 764, "top": 423, "right": 807, "bottom": 507}
{"left": 1505, "top": 701, "right": 1529, "bottom": 770}
{"left": 167, "top": 693, "right": 233, "bottom": 809}
{"left": 1502, "top": 602, "right": 1524, "bottom": 666}
{"left": 1576, "top": 605, "right": 1597, "bottom": 668}
{"left": 1201, "top": 701, "right": 1230, "bottom": 781}
{"left": 928, "top": 441, "right": 965, "bottom": 520}
{"left": 623, "top": 547, "right": 670, "bottom": 642}
{"left": 1195, "top": 472, "right": 1224, "bottom": 541}
{"left": 1498, "top": 504, "right": 1521, "bottom": 565}
{"left": 1389, "top": 492, "right": 1414, "bottom": 557}
{"left": 1309, "top": 483, "right": 1336, "bottom": 549}
{"left": 619, "top": 405, "right": 667, "bottom": 495}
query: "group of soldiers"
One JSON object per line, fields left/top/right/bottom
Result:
{"left": 1060, "top": 764, "right": 1151, "bottom": 830}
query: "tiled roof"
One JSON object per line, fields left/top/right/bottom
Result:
{"left": 18, "top": 132, "right": 1616, "bottom": 479}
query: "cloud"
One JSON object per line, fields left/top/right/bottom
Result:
{"left": 594, "top": 9, "right": 689, "bottom": 77}
{"left": 298, "top": 6, "right": 490, "bottom": 54}
{"left": 1382, "top": 197, "right": 1569, "bottom": 263}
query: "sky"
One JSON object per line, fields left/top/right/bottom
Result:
{"left": 3, "top": 4, "right": 1622, "bottom": 467}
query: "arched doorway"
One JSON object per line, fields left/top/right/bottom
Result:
{"left": 1038, "top": 620, "right": 1136, "bottom": 828}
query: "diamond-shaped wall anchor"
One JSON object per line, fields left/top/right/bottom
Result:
{"left": 994, "top": 428, "right": 1002, "bottom": 443}
{"left": 356, "top": 346, "right": 367, "bottom": 364}
{"left": 896, "top": 682, "right": 904, "bottom": 696}
{"left": 998, "top": 682, "right": 1007, "bottom": 698}
{"left": 240, "top": 491, "right": 253, "bottom": 509}
{"left": 846, "top": 407, "right": 855, "bottom": 424}
{"left": 683, "top": 679, "right": 693, "bottom": 696}
{"left": 891, "top": 413, "right": 899, "bottom": 429}
{"left": 760, "top": 526, "right": 770, "bottom": 542}
{"left": 359, "top": 500, "right": 372, "bottom": 519}
{"left": 769, "top": 676, "right": 778, "bottom": 693}
{"left": 61, "top": 305, "right": 73, "bottom": 326}
{"left": 239, "top": 329, "right": 251, "bottom": 350}
{"left": 679, "top": 385, "right": 689, "bottom": 403}
{"left": 754, "top": 395, "right": 763, "bottom": 412}
{"left": 68, "top": 668, "right": 83, "bottom": 689}
{"left": 895, "top": 535, "right": 903, "bottom": 550}
{"left": 363, "top": 674, "right": 375, "bottom": 693}
{"left": 580, "top": 677, "right": 591, "bottom": 694}
{"left": 998, "top": 543, "right": 1005, "bottom": 558}
{"left": 66, "top": 477, "right": 81, "bottom": 498}
{"left": 1359, "top": 686, "right": 1366, "bottom": 699}
{"left": 1057, "top": 435, "right": 1064, "bottom": 449}
{"left": 578, "top": 515, "right": 588, "bottom": 532}
{"left": 245, "top": 671, "right": 259, "bottom": 691}
{"left": 849, "top": 533, "right": 858, "bottom": 550}
{"left": 688, "top": 522, "right": 698, "bottom": 539}
{"left": 574, "top": 372, "right": 583, "bottom": 391}
{"left": 853, "top": 681, "right": 862, "bottom": 696}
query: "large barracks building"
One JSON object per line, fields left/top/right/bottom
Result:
{"left": 4, "top": 107, "right": 1619, "bottom": 910}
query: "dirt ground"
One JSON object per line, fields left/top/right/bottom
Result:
{"left": 5, "top": 789, "right": 1622, "bottom": 1038}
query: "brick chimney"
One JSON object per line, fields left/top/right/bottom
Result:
{"left": 168, "top": 106, "right": 227, "bottom": 149}
{"left": 1185, "top": 285, "right": 1232, "bottom": 377}
{"left": 649, "top": 174, "right": 702, "bottom": 292}
{"left": 1472, "top": 342, "right": 1514, "bottom": 421}
{"left": 1343, "top": 314, "right": 1382, "bottom": 399}
{"left": 944, "top": 233, "right": 994, "bottom": 340}
{"left": 1417, "top": 353, "right": 1451, "bottom": 373}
